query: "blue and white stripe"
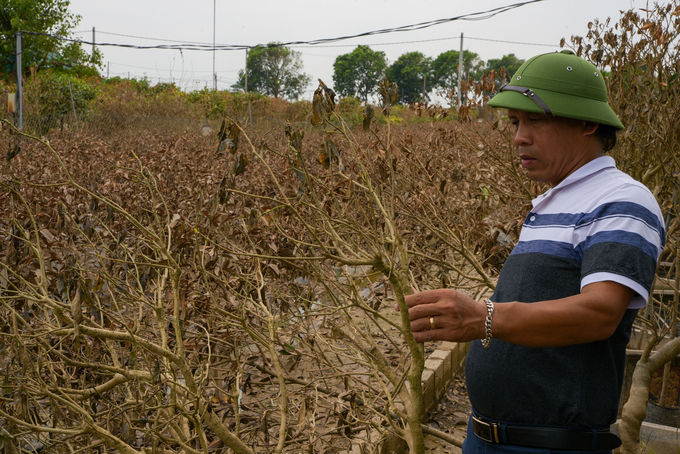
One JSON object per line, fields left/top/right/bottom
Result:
{"left": 509, "top": 156, "right": 666, "bottom": 308}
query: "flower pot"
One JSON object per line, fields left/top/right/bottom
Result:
{"left": 645, "top": 400, "right": 680, "bottom": 427}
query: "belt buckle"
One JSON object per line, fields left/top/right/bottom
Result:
{"left": 472, "top": 415, "right": 500, "bottom": 443}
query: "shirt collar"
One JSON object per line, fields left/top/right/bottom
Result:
{"left": 532, "top": 156, "right": 617, "bottom": 208}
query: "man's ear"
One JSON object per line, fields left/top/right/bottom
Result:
{"left": 583, "top": 121, "right": 599, "bottom": 136}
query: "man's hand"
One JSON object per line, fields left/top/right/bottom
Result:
{"left": 395, "top": 281, "right": 634, "bottom": 347}
{"left": 395, "top": 289, "right": 487, "bottom": 343}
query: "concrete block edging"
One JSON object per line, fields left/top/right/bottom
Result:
{"left": 421, "top": 341, "right": 469, "bottom": 416}
{"left": 379, "top": 341, "right": 470, "bottom": 454}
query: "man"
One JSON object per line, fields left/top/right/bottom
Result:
{"left": 400, "top": 50, "right": 666, "bottom": 452}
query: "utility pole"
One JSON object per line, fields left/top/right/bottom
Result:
{"left": 92, "top": 27, "right": 95, "bottom": 55}
{"left": 213, "top": 0, "right": 216, "bottom": 90}
{"left": 423, "top": 72, "right": 427, "bottom": 101}
{"left": 16, "top": 31, "right": 22, "bottom": 131}
{"left": 458, "top": 33, "right": 463, "bottom": 108}
{"left": 246, "top": 48, "right": 252, "bottom": 126}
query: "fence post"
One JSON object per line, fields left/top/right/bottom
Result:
{"left": 16, "top": 31, "right": 23, "bottom": 131}
{"left": 458, "top": 33, "right": 463, "bottom": 109}
{"left": 246, "top": 48, "right": 252, "bottom": 126}
{"left": 68, "top": 79, "right": 79, "bottom": 132}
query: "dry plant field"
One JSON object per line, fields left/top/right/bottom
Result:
{"left": 0, "top": 84, "right": 523, "bottom": 453}
{"left": 1, "top": 3, "right": 680, "bottom": 454}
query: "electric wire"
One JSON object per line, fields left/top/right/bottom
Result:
{"left": 21, "top": 0, "right": 554, "bottom": 90}
{"left": 22, "top": 0, "right": 550, "bottom": 51}
{"left": 73, "top": 20, "right": 556, "bottom": 50}
{"left": 105, "top": 61, "right": 239, "bottom": 73}
{"left": 289, "top": 35, "right": 556, "bottom": 49}
{"left": 76, "top": 30, "right": 220, "bottom": 46}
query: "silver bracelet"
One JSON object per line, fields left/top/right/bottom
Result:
{"left": 482, "top": 298, "right": 495, "bottom": 348}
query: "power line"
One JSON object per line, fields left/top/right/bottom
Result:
{"left": 97, "top": 32, "right": 556, "bottom": 78}
{"left": 80, "top": 32, "right": 556, "bottom": 52}
{"left": 284, "top": 0, "right": 549, "bottom": 46}
{"left": 466, "top": 36, "right": 556, "bottom": 47}
{"left": 24, "top": 0, "right": 549, "bottom": 51}
{"left": 106, "top": 61, "right": 239, "bottom": 73}
{"left": 293, "top": 35, "right": 556, "bottom": 50}
{"left": 30, "top": 0, "right": 555, "bottom": 91}
{"left": 72, "top": 29, "right": 227, "bottom": 46}
{"left": 22, "top": 30, "right": 248, "bottom": 51}
{"left": 292, "top": 36, "right": 465, "bottom": 49}
{"left": 33, "top": 30, "right": 559, "bottom": 54}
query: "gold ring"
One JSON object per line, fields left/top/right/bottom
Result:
{"left": 430, "top": 317, "right": 436, "bottom": 330}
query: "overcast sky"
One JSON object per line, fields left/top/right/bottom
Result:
{"left": 68, "top": 0, "right": 647, "bottom": 99}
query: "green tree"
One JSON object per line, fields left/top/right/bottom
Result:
{"left": 431, "top": 49, "right": 483, "bottom": 92}
{"left": 486, "top": 53, "right": 525, "bottom": 85}
{"left": 0, "top": 0, "right": 101, "bottom": 79}
{"left": 385, "top": 51, "right": 432, "bottom": 104}
{"left": 332, "top": 45, "right": 387, "bottom": 102}
{"left": 431, "top": 49, "right": 483, "bottom": 105}
{"left": 233, "top": 43, "right": 311, "bottom": 100}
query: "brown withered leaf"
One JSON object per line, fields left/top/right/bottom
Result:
{"left": 290, "top": 155, "right": 307, "bottom": 184}
{"left": 248, "top": 209, "right": 259, "bottom": 232}
{"left": 591, "top": 49, "right": 604, "bottom": 64}
{"left": 233, "top": 154, "right": 248, "bottom": 176}
{"left": 317, "top": 146, "right": 329, "bottom": 169}
{"left": 218, "top": 175, "right": 234, "bottom": 204}
{"left": 317, "top": 135, "right": 340, "bottom": 169}
{"left": 377, "top": 77, "right": 399, "bottom": 114}
{"left": 296, "top": 396, "right": 308, "bottom": 435}
{"left": 217, "top": 117, "right": 240, "bottom": 154}
{"left": 7, "top": 140, "right": 20, "bottom": 162}
{"left": 217, "top": 118, "right": 227, "bottom": 142}
{"left": 284, "top": 121, "right": 293, "bottom": 142}
{"left": 285, "top": 122, "right": 304, "bottom": 153}
{"left": 311, "top": 79, "right": 336, "bottom": 127}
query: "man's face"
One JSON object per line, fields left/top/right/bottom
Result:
{"left": 508, "top": 109, "right": 600, "bottom": 187}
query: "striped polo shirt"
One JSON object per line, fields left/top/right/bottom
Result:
{"left": 512, "top": 155, "right": 665, "bottom": 308}
{"left": 465, "top": 155, "right": 666, "bottom": 428}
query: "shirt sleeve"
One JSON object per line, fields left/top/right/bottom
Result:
{"left": 576, "top": 184, "right": 665, "bottom": 308}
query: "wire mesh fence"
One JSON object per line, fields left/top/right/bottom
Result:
{"left": 0, "top": 74, "right": 325, "bottom": 145}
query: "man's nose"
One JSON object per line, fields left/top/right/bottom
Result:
{"left": 513, "top": 122, "right": 532, "bottom": 147}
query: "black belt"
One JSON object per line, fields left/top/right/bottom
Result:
{"left": 472, "top": 415, "right": 622, "bottom": 451}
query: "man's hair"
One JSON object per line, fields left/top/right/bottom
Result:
{"left": 596, "top": 123, "right": 618, "bottom": 152}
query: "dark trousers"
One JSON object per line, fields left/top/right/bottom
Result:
{"left": 462, "top": 415, "right": 614, "bottom": 454}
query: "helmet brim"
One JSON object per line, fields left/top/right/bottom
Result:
{"left": 488, "top": 88, "right": 624, "bottom": 130}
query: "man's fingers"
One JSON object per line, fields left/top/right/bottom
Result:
{"left": 394, "top": 289, "right": 454, "bottom": 314}
{"left": 395, "top": 290, "right": 432, "bottom": 311}
{"left": 411, "top": 328, "right": 442, "bottom": 343}
{"left": 410, "top": 315, "right": 436, "bottom": 333}
{"left": 404, "top": 291, "right": 427, "bottom": 308}
{"left": 408, "top": 303, "right": 441, "bottom": 321}
{"left": 405, "top": 289, "right": 451, "bottom": 307}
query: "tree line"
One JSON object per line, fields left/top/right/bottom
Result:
{"left": 1, "top": 0, "right": 522, "bottom": 105}
{"left": 1, "top": 0, "right": 102, "bottom": 79}
{"left": 232, "top": 42, "right": 525, "bottom": 104}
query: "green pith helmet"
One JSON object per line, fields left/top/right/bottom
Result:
{"left": 488, "top": 50, "right": 624, "bottom": 130}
